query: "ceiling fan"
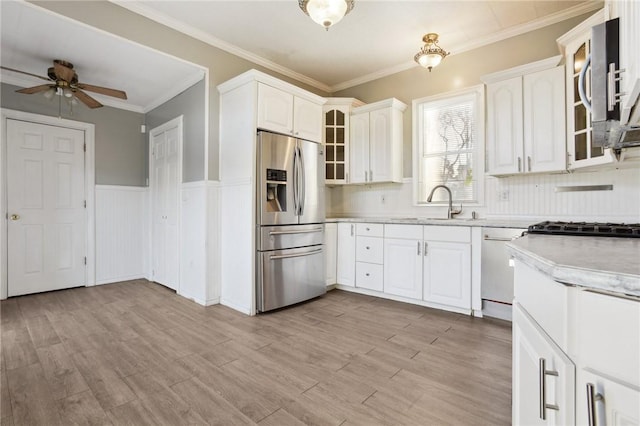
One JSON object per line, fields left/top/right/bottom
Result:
{"left": 0, "top": 59, "right": 127, "bottom": 109}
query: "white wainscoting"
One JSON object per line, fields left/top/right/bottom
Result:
{"left": 95, "top": 185, "right": 147, "bottom": 285}
{"left": 327, "top": 167, "right": 640, "bottom": 223}
{"left": 179, "top": 182, "right": 208, "bottom": 304}
{"left": 207, "top": 181, "right": 221, "bottom": 305}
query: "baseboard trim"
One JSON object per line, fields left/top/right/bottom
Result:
{"left": 95, "top": 274, "right": 146, "bottom": 285}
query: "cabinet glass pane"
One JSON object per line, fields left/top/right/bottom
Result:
{"left": 575, "top": 104, "right": 587, "bottom": 131}
{"left": 573, "top": 75, "right": 580, "bottom": 101}
{"left": 336, "top": 127, "right": 344, "bottom": 143}
{"left": 336, "top": 163, "right": 344, "bottom": 180}
{"left": 326, "top": 163, "right": 334, "bottom": 179}
{"left": 575, "top": 133, "right": 587, "bottom": 160}
{"left": 326, "top": 128, "right": 334, "bottom": 144}
{"left": 327, "top": 146, "right": 335, "bottom": 161}
{"left": 326, "top": 110, "right": 335, "bottom": 126}
{"left": 336, "top": 110, "right": 345, "bottom": 126}
{"left": 336, "top": 145, "right": 344, "bottom": 161}
{"left": 574, "top": 43, "right": 586, "bottom": 74}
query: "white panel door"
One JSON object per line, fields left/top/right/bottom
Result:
{"left": 576, "top": 369, "right": 640, "bottom": 426}
{"left": 257, "top": 83, "right": 294, "bottom": 135}
{"left": 423, "top": 241, "right": 471, "bottom": 309}
{"left": 383, "top": 238, "right": 422, "bottom": 300}
{"left": 293, "top": 96, "right": 322, "bottom": 143}
{"left": 336, "top": 223, "right": 355, "bottom": 286}
{"left": 151, "top": 122, "right": 181, "bottom": 290}
{"left": 486, "top": 77, "right": 524, "bottom": 175}
{"left": 349, "top": 112, "right": 369, "bottom": 184}
{"left": 7, "top": 119, "right": 85, "bottom": 296}
{"left": 325, "top": 223, "right": 337, "bottom": 286}
{"left": 523, "top": 66, "right": 566, "bottom": 173}
{"left": 368, "top": 107, "right": 392, "bottom": 183}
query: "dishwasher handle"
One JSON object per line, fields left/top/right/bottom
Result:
{"left": 484, "top": 235, "right": 519, "bottom": 242}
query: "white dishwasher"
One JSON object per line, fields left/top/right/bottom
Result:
{"left": 481, "top": 227, "right": 526, "bottom": 321}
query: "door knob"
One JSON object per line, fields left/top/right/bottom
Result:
{"left": 10, "top": 214, "right": 20, "bottom": 221}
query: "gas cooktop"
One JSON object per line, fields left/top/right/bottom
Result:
{"left": 528, "top": 221, "right": 640, "bottom": 238}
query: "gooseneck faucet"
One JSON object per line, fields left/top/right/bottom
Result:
{"left": 426, "top": 185, "right": 462, "bottom": 219}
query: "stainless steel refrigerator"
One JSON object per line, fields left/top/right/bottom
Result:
{"left": 256, "top": 131, "right": 326, "bottom": 312}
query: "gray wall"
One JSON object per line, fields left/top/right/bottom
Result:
{"left": 1, "top": 83, "right": 146, "bottom": 186}
{"left": 145, "top": 79, "right": 206, "bottom": 183}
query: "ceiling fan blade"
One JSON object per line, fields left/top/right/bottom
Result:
{"left": 53, "top": 61, "right": 75, "bottom": 82}
{"left": 1, "top": 66, "right": 52, "bottom": 82}
{"left": 77, "top": 83, "right": 127, "bottom": 100}
{"left": 74, "top": 89, "right": 103, "bottom": 109}
{"left": 16, "top": 84, "right": 54, "bottom": 95}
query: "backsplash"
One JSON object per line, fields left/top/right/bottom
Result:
{"left": 327, "top": 167, "right": 640, "bottom": 223}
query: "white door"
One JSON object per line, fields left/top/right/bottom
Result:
{"left": 325, "top": 223, "right": 337, "bottom": 286}
{"left": 257, "top": 83, "right": 294, "bottom": 135}
{"left": 486, "top": 77, "right": 524, "bottom": 175}
{"left": 7, "top": 119, "right": 86, "bottom": 296}
{"left": 383, "top": 238, "right": 423, "bottom": 300}
{"left": 349, "top": 112, "right": 369, "bottom": 184}
{"left": 368, "top": 107, "right": 391, "bottom": 183}
{"left": 293, "top": 96, "right": 322, "bottom": 143}
{"left": 423, "top": 241, "right": 471, "bottom": 309}
{"left": 336, "top": 223, "right": 355, "bottom": 286}
{"left": 150, "top": 119, "right": 181, "bottom": 290}
{"left": 576, "top": 369, "right": 640, "bottom": 426}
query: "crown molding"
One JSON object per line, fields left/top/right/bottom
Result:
{"left": 328, "top": 1, "right": 603, "bottom": 92}
{"left": 111, "top": 1, "right": 332, "bottom": 94}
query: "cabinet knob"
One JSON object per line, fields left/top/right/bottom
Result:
{"left": 366, "top": 246, "right": 370, "bottom": 250}
{"left": 365, "top": 273, "right": 370, "bottom": 277}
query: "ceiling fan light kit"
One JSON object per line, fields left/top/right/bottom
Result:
{"left": 299, "top": 0, "right": 355, "bottom": 30}
{"left": 1, "top": 59, "right": 127, "bottom": 112}
{"left": 414, "top": 33, "right": 449, "bottom": 72}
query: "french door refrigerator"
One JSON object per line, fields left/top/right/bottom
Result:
{"left": 256, "top": 131, "right": 326, "bottom": 312}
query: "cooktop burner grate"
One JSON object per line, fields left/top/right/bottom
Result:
{"left": 528, "top": 221, "right": 640, "bottom": 238}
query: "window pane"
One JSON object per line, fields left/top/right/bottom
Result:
{"left": 421, "top": 152, "right": 475, "bottom": 202}
{"left": 326, "top": 110, "right": 334, "bottom": 126}
{"left": 422, "top": 101, "right": 474, "bottom": 155}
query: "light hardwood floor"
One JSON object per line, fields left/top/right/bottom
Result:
{"left": 0, "top": 280, "right": 512, "bottom": 425}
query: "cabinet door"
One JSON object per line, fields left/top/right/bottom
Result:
{"left": 383, "top": 238, "right": 423, "bottom": 300}
{"left": 257, "top": 84, "right": 294, "bottom": 135}
{"left": 325, "top": 223, "right": 337, "bottom": 286}
{"left": 369, "top": 107, "right": 392, "bottom": 183}
{"left": 576, "top": 370, "right": 640, "bottom": 426}
{"left": 524, "top": 67, "right": 566, "bottom": 173}
{"left": 486, "top": 77, "right": 524, "bottom": 175}
{"left": 423, "top": 241, "right": 470, "bottom": 309}
{"left": 349, "top": 112, "right": 369, "bottom": 184}
{"left": 294, "top": 96, "right": 322, "bottom": 143}
{"left": 336, "top": 223, "right": 355, "bottom": 286}
{"left": 324, "top": 107, "right": 349, "bottom": 184}
{"left": 512, "top": 303, "right": 575, "bottom": 426}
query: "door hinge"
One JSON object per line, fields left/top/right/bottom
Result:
{"left": 84, "top": 257, "right": 87, "bottom": 265}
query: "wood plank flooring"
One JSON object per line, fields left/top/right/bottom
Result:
{"left": 0, "top": 280, "right": 512, "bottom": 425}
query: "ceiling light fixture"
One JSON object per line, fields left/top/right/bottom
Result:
{"left": 414, "top": 33, "right": 449, "bottom": 72}
{"left": 299, "top": 0, "right": 355, "bottom": 31}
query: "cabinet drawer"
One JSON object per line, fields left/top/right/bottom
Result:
{"left": 424, "top": 225, "right": 470, "bottom": 243}
{"left": 355, "top": 262, "right": 383, "bottom": 292}
{"left": 356, "top": 236, "right": 383, "bottom": 264}
{"left": 385, "top": 224, "right": 422, "bottom": 240}
{"left": 576, "top": 289, "right": 640, "bottom": 387}
{"left": 514, "top": 262, "right": 571, "bottom": 351}
{"left": 356, "top": 223, "right": 384, "bottom": 237}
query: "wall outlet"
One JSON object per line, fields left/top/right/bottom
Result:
{"left": 498, "top": 189, "right": 509, "bottom": 201}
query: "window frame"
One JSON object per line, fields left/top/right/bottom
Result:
{"left": 412, "top": 85, "right": 485, "bottom": 207}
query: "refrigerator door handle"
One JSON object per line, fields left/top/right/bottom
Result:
{"left": 292, "top": 146, "right": 299, "bottom": 215}
{"left": 298, "top": 145, "right": 306, "bottom": 216}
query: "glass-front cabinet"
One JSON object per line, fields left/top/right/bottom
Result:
{"left": 559, "top": 9, "right": 615, "bottom": 169}
{"left": 323, "top": 98, "right": 364, "bottom": 185}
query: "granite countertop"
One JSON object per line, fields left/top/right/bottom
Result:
{"left": 507, "top": 234, "right": 640, "bottom": 297}
{"left": 326, "top": 217, "right": 533, "bottom": 229}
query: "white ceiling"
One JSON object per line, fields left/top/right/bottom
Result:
{"left": 0, "top": 1, "right": 205, "bottom": 113}
{"left": 1, "top": 0, "right": 601, "bottom": 112}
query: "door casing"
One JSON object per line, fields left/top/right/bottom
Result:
{"left": 0, "top": 109, "right": 96, "bottom": 299}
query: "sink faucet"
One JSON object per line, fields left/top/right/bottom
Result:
{"left": 426, "top": 185, "right": 462, "bottom": 219}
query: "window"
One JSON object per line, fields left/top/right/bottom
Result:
{"left": 413, "top": 85, "right": 484, "bottom": 205}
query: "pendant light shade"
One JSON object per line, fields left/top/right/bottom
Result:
{"left": 299, "top": 0, "right": 355, "bottom": 30}
{"left": 414, "top": 33, "right": 449, "bottom": 72}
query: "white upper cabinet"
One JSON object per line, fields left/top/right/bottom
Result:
{"left": 523, "top": 66, "right": 567, "bottom": 173}
{"left": 323, "top": 98, "right": 364, "bottom": 185}
{"left": 484, "top": 57, "right": 566, "bottom": 176}
{"left": 257, "top": 83, "right": 323, "bottom": 143}
{"left": 349, "top": 98, "right": 405, "bottom": 184}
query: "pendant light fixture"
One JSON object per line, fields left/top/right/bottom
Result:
{"left": 414, "top": 33, "right": 449, "bottom": 72}
{"left": 299, "top": 0, "right": 355, "bottom": 30}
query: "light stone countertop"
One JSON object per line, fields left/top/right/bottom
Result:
{"left": 325, "top": 217, "right": 533, "bottom": 229}
{"left": 507, "top": 234, "right": 640, "bottom": 297}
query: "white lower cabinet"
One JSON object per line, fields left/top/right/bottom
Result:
{"left": 383, "top": 237, "right": 423, "bottom": 299}
{"left": 355, "top": 223, "right": 384, "bottom": 291}
{"left": 423, "top": 241, "right": 471, "bottom": 309}
{"left": 336, "top": 223, "right": 355, "bottom": 287}
{"left": 325, "top": 223, "right": 337, "bottom": 286}
{"left": 512, "top": 302, "right": 575, "bottom": 425}
{"left": 576, "top": 370, "right": 640, "bottom": 426}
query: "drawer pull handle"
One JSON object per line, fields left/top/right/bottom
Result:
{"left": 586, "top": 383, "right": 603, "bottom": 426}
{"left": 366, "top": 246, "right": 370, "bottom": 250}
{"left": 365, "top": 273, "right": 370, "bottom": 277}
{"left": 539, "top": 358, "right": 559, "bottom": 420}
{"left": 366, "top": 227, "right": 370, "bottom": 231}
